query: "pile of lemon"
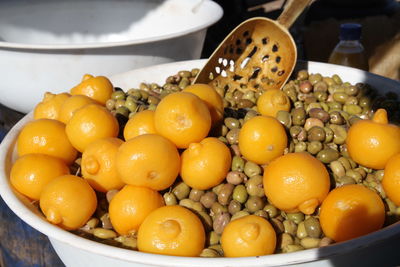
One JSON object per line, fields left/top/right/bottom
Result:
{"left": 10, "top": 72, "right": 400, "bottom": 258}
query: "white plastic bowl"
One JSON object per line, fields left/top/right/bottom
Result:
{"left": 1, "top": 60, "right": 400, "bottom": 267}
{"left": 0, "top": 0, "right": 222, "bottom": 114}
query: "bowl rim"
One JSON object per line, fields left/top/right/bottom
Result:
{"left": 0, "top": 0, "right": 223, "bottom": 50}
{"left": 1, "top": 59, "right": 400, "bottom": 266}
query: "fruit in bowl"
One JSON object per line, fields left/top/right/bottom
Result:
{"left": 1, "top": 60, "right": 400, "bottom": 267}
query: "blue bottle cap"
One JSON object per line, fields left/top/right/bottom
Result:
{"left": 339, "top": 23, "right": 362, "bottom": 41}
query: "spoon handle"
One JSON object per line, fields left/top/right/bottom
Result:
{"left": 277, "top": 0, "right": 312, "bottom": 29}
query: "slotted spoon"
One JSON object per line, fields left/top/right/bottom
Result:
{"left": 194, "top": 0, "right": 312, "bottom": 92}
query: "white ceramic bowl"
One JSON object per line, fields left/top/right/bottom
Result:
{"left": 0, "top": 0, "right": 222, "bottom": 114}
{"left": 1, "top": 60, "right": 400, "bottom": 267}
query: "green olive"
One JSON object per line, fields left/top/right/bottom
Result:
{"left": 111, "top": 90, "right": 126, "bottom": 101}
{"left": 343, "top": 104, "right": 362, "bottom": 115}
{"left": 345, "top": 169, "right": 363, "bottom": 182}
{"left": 231, "top": 155, "right": 245, "bottom": 172}
{"left": 309, "top": 73, "right": 322, "bottom": 84}
{"left": 208, "top": 230, "right": 220, "bottom": 246}
{"left": 226, "top": 129, "right": 240, "bottom": 145}
{"left": 228, "top": 199, "right": 242, "bottom": 215}
{"left": 244, "top": 161, "right": 262, "bottom": 177}
{"left": 127, "top": 89, "right": 142, "bottom": 99}
{"left": 245, "top": 175, "right": 264, "bottom": 197}
{"left": 231, "top": 210, "right": 250, "bottom": 221}
{"left": 124, "top": 98, "right": 138, "bottom": 113}
{"left": 307, "top": 126, "right": 326, "bottom": 142}
{"left": 327, "top": 101, "right": 342, "bottom": 111}
{"left": 211, "top": 202, "right": 228, "bottom": 215}
{"left": 178, "top": 77, "right": 190, "bottom": 89}
{"left": 359, "top": 96, "right": 371, "bottom": 108}
{"left": 191, "top": 68, "right": 200, "bottom": 77}
{"left": 217, "top": 183, "right": 234, "bottom": 205}
{"left": 287, "top": 212, "right": 305, "bottom": 224}
{"left": 232, "top": 184, "right": 248, "bottom": 204}
{"left": 307, "top": 141, "right": 323, "bottom": 155}
{"left": 116, "top": 106, "right": 130, "bottom": 117}
{"left": 200, "top": 191, "right": 217, "bottom": 208}
{"left": 276, "top": 110, "right": 292, "bottom": 128}
{"left": 300, "top": 237, "right": 320, "bottom": 249}
{"left": 172, "top": 182, "right": 190, "bottom": 200}
{"left": 329, "top": 111, "right": 345, "bottom": 125}
{"left": 279, "top": 233, "right": 294, "bottom": 249}
{"left": 179, "top": 198, "right": 196, "bottom": 210}
{"left": 313, "top": 81, "right": 328, "bottom": 92}
{"left": 297, "top": 69, "right": 309, "bottom": 80}
{"left": 140, "top": 90, "right": 149, "bottom": 100}
{"left": 105, "top": 99, "right": 116, "bottom": 110}
{"left": 316, "top": 148, "right": 340, "bottom": 164}
{"left": 253, "top": 209, "right": 269, "bottom": 219}
{"left": 290, "top": 126, "right": 303, "bottom": 139}
{"left": 283, "top": 219, "right": 298, "bottom": 236}
{"left": 296, "top": 221, "right": 308, "bottom": 239}
{"left": 139, "top": 83, "right": 150, "bottom": 91}
{"left": 264, "top": 204, "right": 279, "bottom": 218}
{"left": 330, "top": 160, "right": 346, "bottom": 177}
{"left": 344, "top": 85, "right": 359, "bottom": 96}
{"left": 200, "top": 248, "right": 220, "bottom": 258}
{"left": 304, "top": 217, "right": 321, "bottom": 238}
{"left": 213, "top": 212, "right": 231, "bottom": 234}
{"left": 337, "top": 157, "right": 352, "bottom": 171}
{"left": 224, "top": 117, "right": 241, "bottom": 130}
{"left": 189, "top": 189, "right": 205, "bottom": 202}
{"left": 197, "top": 211, "right": 213, "bottom": 231}
{"left": 299, "top": 81, "right": 313, "bottom": 94}
{"left": 291, "top": 107, "right": 307, "bottom": 126}
{"left": 163, "top": 192, "right": 178, "bottom": 205}
{"left": 226, "top": 171, "right": 246, "bottom": 185}
{"left": 345, "top": 96, "right": 358, "bottom": 105}
{"left": 147, "top": 95, "right": 160, "bottom": 105}
{"left": 335, "top": 175, "right": 356, "bottom": 187}
{"left": 323, "top": 77, "right": 335, "bottom": 86}
{"left": 114, "top": 99, "right": 125, "bottom": 109}
{"left": 294, "top": 101, "right": 304, "bottom": 109}
{"left": 305, "top": 103, "right": 322, "bottom": 113}
{"left": 179, "top": 70, "right": 192, "bottom": 78}
{"left": 332, "top": 74, "right": 343, "bottom": 84}
{"left": 294, "top": 141, "right": 307, "bottom": 152}
{"left": 308, "top": 108, "right": 330, "bottom": 123}
{"left": 329, "top": 124, "right": 347, "bottom": 145}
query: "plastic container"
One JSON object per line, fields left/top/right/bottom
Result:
{"left": 328, "top": 23, "right": 369, "bottom": 71}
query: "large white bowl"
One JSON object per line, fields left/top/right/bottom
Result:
{"left": 1, "top": 60, "right": 400, "bottom": 267}
{"left": 0, "top": 0, "right": 222, "bottom": 114}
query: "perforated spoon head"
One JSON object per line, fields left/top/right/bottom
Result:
{"left": 194, "top": 0, "right": 311, "bottom": 92}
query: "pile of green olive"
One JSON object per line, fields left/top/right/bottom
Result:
{"left": 71, "top": 68, "right": 400, "bottom": 257}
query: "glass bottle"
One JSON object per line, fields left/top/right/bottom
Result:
{"left": 328, "top": 23, "right": 369, "bottom": 71}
